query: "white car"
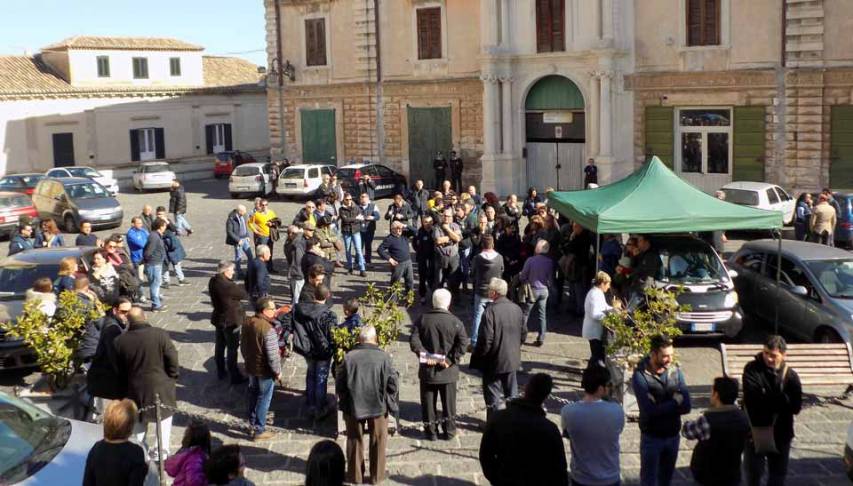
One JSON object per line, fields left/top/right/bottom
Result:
{"left": 132, "top": 162, "right": 176, "bottom": 192}
{"left": 45, "top": 166, "right": 118, "bottom": 195}
{"left": 721, "top": 181, "right": 796, "bottom": 225}
{"left": 228, "top": 162, "right": 274, "bottom": 198}
{"left": 275, "top": 164, "right": 336, "bottom": 198}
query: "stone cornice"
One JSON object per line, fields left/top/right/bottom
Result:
{"left": 626, "top": 70, "right": 776, "bottom": 91}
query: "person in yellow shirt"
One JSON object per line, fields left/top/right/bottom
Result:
{"left": 248, "top": 199, "right": 278, "bottom": 272}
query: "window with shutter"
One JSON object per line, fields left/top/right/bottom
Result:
{"left": 686, "top": 0, "right": 720, "bottom": 46}
{"left": 305, "top": 18, "right": 327, "bottom": 66}
{"left": 536, "top": 0, "right": 565, "bottom": 53}
{"left": 132, "top": 57, "right": 148, "bottom": 79}
{"left": 416, "top": 7, "right": 442, "bottom": 60}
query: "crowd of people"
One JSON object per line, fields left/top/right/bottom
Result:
{"left": 793, "top": 187, "right": 844, "bottom": 245}
{"left": 6, "top": 174, "right": 808, "bottom": 486}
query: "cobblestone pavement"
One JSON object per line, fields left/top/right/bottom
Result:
{"left": 3, "top": 179, "right": 851, "bottom": 485}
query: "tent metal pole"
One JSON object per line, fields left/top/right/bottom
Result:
{"left": 775, "top": 229, "right": 782, "bottom": 334}
{"left": 595, "top": 232, "right": 600, "bottom": 273}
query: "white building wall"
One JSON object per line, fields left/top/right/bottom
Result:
{"left": 66, "top": 50, "right": 205, "bottom": 86}
{"left": 0, "top": 93, "right": 268, "bottom": 178}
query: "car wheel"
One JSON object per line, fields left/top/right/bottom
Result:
{"left": 64, "top": 214, "right": 77, "bottom": 233}
{"left": 815, "top": 328, "right": 843, "bottom": 344}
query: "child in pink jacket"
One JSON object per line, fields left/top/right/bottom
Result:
{"left": 165, "top": 421, "right": 211, "bottom": 486}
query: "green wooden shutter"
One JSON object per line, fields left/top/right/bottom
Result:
{"left": 644, "top": 106, "right": 674, "bottom": 168}
{"left": 301, "top": 109, "right": 336, "bottom": 164}
{"left": 130, "top": 129, "right": 140, "bottom": 162}
{"left": 831, "top": 106, "right": 853, "bottom": 189}
{"left": 154, "top": 128, "right": 165, "bottom": 160}
{"left": 733, "top": 106, "right": 766, "bottom": 182}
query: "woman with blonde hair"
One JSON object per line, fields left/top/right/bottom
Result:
{"left": 583, "top": 271, "right": 622, "bottom": 366}
{"left": 83, "top": 399, "right": 149, "bottom": 486}
{"left": 53, "top": 256, "right": 78, "bottom": 295}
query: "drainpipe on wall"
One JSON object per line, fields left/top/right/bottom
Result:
{"left": 373, "top": 0, "right": 385, "bottom": 163}
{"left": 274, "top": 0, "right": 286, "bottom": 159}
{"left": 774, "top": 0, "right": 787, "bottom": 186}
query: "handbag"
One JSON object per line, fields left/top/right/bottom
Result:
{"left": 746, "top": 364, "right": 789, "bottom": 455}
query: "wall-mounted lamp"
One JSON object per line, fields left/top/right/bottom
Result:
{"left": 267, "top": 58, "right": 296, "bottom": 86}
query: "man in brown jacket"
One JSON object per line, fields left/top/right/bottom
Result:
{"left": 810, "top": 193, "right": 837, "bottom": 246}
{"left": 240, "top": 296, "right": 282, "bottom": 441}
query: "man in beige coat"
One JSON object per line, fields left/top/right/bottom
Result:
{"left": 810, "top": 194, "right": 837, "bottom": 246}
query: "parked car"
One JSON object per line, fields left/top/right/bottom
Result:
{"left": 645, "top": 235, "right": 743, "bottom": 338}
{"left": 32, "top": 178, "right": 123, "bottom": 232}
{"left": 228, "top": 162, "right": 274, "bottom": 198}
{"left": 0, "top": 391, "right": 153, "bottom": 485}
{"left": 729, "top": 239, "right": 853, "bottom": 343}
{"left": 132, "top": 162, "right": 176, "bottom": 192}
{"left": 721, "top": 181, "right": 795, "bottom": 225}
{"left": 0, "top": 192, "right": 38, "bottom": 238}
{"left": 275, "top": 164, "right": 336, "bottom": 199}
{"left": 45, "top": 166, "right": 119, "bottom": 196}
{"left": 845, "top": 419, "right": 853, "bottom": 481}
{"left": 0, "top": 247, "right": 96, "bottom": 370}
{"left": 0, "top": 173, "right": 44, "bottom": 196}
{"left": 337, "top": 163, "right": 408, "bottom": 200}
{"left": 214, "top": 150, "right": 256, "bottom": 178}
{"left": 830, "top": 193, "right": 853, "bottom": 248}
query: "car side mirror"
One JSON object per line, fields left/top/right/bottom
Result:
{"left": 727, "top": 269, "right": 738, "bottom": 279}
{"left": 791, "top": 285, "right": 808, "bottom": 297}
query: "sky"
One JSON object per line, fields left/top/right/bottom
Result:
{"left": 0, "top": 0, "right": 268, "bottom": 66}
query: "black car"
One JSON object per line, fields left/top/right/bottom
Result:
{"left": 337, "top": 163, "right": 407, "bottom": 200}
{"left": 31, "top": 178, "right": 123, "bottom": 232}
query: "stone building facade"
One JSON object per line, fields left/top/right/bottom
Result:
{"left": 628, "top": 0, "right": 853, "bottom": 193}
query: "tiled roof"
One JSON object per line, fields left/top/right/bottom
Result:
{"left": 0, "top": 55, "right": 263, "bottom": 98}
{"left": 43, "top": 36, "right": 204, "bottom": 51}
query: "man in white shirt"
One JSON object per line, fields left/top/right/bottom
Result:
{"left": 561, "top": 365, "right": 625, "bottom": 486}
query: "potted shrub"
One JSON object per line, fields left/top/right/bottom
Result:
{"left": 0, "top": 291, "right": 104, "bottom": 391}
{"left": 602, "top": 286, "right": 686, "bottom": 414}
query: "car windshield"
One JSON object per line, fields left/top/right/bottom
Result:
{"left": 216, "top": 153, "right": 232, "bottom": 161}
{"left": 0, "top": 393, "right": 71, "bottom": 483}
{"left": 658, "top": 243, "right": 726, "bottom": 284}
{"left": 804, "top": 259, "right": 853, "bottom": 298}
{"left": 281, "top": 168, "right": 304, "bottom": 179}
{"left": 66, "top": 183, "right": 109, "bottom": 200}
{"left": 67, "top": 168, "right": 101, "bottom": 178}
{"left": 143, "top": 164, "right": 170, "bottom": 174}
{"left": 722, "top": 188, "right": 760, "bottom": 206}
{"left": 233, "top": 166, "right": 259, "bottom": 176}
{"left": 21, "top": 175, "right": 42, "bottom": 187}
{"left": 0, "top": 264, "right": 60, "bottom": 294}
{"left": 0, "top": 195, "right": 30, "bottom": 208}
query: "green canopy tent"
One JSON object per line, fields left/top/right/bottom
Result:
{"left": 547, "top": 156, "right": 783, "bottom": 234}
{"left": 547, "top": 156, "right": 785, "bottom": 330}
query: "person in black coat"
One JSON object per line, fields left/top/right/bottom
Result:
{"left": 433, "top": 152, "right": 448, "bottom": 190}
{"left": 301, "top": 238, "right": 334, "bottom": 288}
{"left": 410, "top": 288, "right": 468, "bottom": 440}
{"left": 113, "top": 307, "right": 179, "bottom": 457}
{"left": 168, "top": 180, "right": 192, "bottom": 235}
{"left": 742, "top": 335, "right": 802, "bottom": 486}
{"left": 449, "top": 150, "right": 463, "bottom": 194}
{"left": 76, "top": 221, "right": 100, "bottom": 247}
{"left": 356, "top": 174, "right": 376, "bottom": 201}
{"left": 284, "top": 225, "right": 307, "bottom": 304}
{"left": 479, "top": 373, "right": 569, "bottom": 486}
{"left": 413, "top": 215, "right": 436, "bottom": 304}
{"left": 86, "top": 297, "right": 132, "bottom": 413}
{"left": 408, "top": 180, "right": 429, "bottom": 218}
{"left": 210, "top": 261, "right": 248, "bottom": 384}
{"left": 83, "top": 399, "right": 149, "bottom": 486}
{"left": 470, "top": 278, "right": 525, "bottom": 420}
{"left": 384, "top": 194, "right": 415, "bottom": 233}
{"left": 143, "top": 219, "right": 167, "bottom": 311}
{"left": 245, "top": 245, "right": 272, "bottom": 300}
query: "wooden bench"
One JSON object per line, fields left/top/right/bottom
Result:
{"left": 720, "top": 343, "right": 853, "bottom": 392}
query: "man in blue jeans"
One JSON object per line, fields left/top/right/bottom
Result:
{"left": 143, "top": 219, "right": 168, "bottom": 312}
{"left": 225, "top": 204, "right": 253, "bottom": 278}
{"left": 632, "top": 335, "right": 691, "bottom": 486}
{"left": 292, "top": 285, "right": 337, "bottom": 420}
{"left": 338, "top": 192, "right": 366, "bottom": 276}
{"left": 240, "top": 297, "right": 282, "bottom": 441}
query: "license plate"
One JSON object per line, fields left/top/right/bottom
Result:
{"left": 691, "top": 323, "right": 715, "bottom": 332}
{"left": 285, "top": 183, "right": 297, "bottom": 188}
{"left": 98, "top": 215, "right": 113, "bottom": 221}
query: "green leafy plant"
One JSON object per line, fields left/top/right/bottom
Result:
{"left": 602, "top": 286, "right": 688, "bottom": 369}
{"left": 331, "top": 281, "right": 414, "bottom": 363}
{"left": 0, "top": 291, "right": 104, "bottom": 389}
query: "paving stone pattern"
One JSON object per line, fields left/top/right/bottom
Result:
{"left": 6, "top": 180, "right": 852, "bottom": 485}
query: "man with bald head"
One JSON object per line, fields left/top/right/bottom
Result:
{"left": 226, "top": 204, "right": 253, "bottom": 278}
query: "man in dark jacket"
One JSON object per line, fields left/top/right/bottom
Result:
{"left": 385, "top": 193, "right": 415, "bottom": 233}
{"left": 9, "top": 223, "right": 34, "bottom": 255}
{"left": 159, "top": 214, "right": 187, "bottom": 288}
{"left": 479, "top": 373, "right": 569, "bottom": 486}
{"left": 470, "top": 278, "right": 525, "bottom": 419}
{"left": 356, "top": 173, "right": 376, "bottom": 201}
{"left": 225, "top": 204, "right": 253, "bottom": 278}
{"left": 292, "top": 285, "right": 338, "bottom": 419}
{"left": 241, "top": 296, "right": 282, "bottom": 441}
{"left": 410, "top": 288, "right": 468, "bottom": 440}
{"left": 339, "top": 192, "right": 366, "bottom": 277}
{"left": 408, "top": 179, "right": 429, "bottom": 218}
{"left": 245, "top": 245, "right": 272, "bottom": 300}
{"left": 209, "top": 261, "right": 248, "bottom": 384}
{"left": 378, "top": 221, "right": 414, "bottom": 293}
{"left": 86, "top": 297, "right": 132, "bottom": 417}
{"left": 358, "top": 192, "right": 380, "bottom": 265}
{"left": 742, "top": 335, "right": 802, "bottom": 486}
{"left": 470, "top": 236, "right": 504, "bottom": 347}
{"left": 284, "top": 225, "right": 306, "bottom": 304}
{"left": 113, "top": 307, "right": 179, "bottom": 458}
{"left": 449, "top": 150, "right": 463, "bottom": 194}
{"left": 629, "top": 234, "right": 662, "bottom": 298}
{"left": 140, "top": 205, "right": 155, "bottom": 231}
{"left": 168, "top": 180, "right": 192, "bottom": 236}
{"left": 298, "top": 264, "right": 327, "bottom": 304}
{"left": 433, "top": 151, "right": 447, "bottom": 189}
{"left": 337, "top": 325, "right": 398, "bottom": 485}
{"left": 413, "top": 215, "right": 436, "bottom": 304}
{"left": 143, "top": 219, "right": 167, "bottom": 312}
{"left": 632, "top": 335, "right": 691, "bottom": 486}
{"left": 682, "top": 376, "right": 750, "bottom": 486}
{"left": 75, "top": 221, "right": 99, "bottom": 247}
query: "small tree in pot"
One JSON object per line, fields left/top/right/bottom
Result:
{"left": 602, "top": 286, "right": 686, "bottom": 411}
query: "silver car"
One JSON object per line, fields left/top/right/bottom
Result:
{"left": 729, "top": 239, "right": 853, "bottom": 343}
